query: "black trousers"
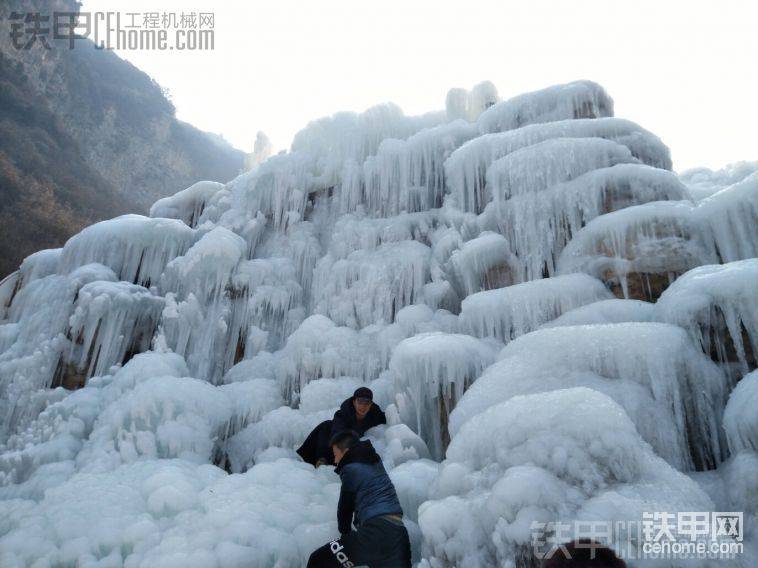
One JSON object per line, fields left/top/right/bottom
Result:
{"left": 307, "top": 516, "right": 412, "bottom": 568}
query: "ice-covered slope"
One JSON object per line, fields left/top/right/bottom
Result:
{"left": 1, "top": 80, "right": 756, "bottom": 567}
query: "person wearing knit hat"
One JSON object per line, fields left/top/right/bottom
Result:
{"left": 297, "top": 386, "right": 387, "bottom": 467}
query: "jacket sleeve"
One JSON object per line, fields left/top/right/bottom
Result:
{"left": 337, "top": 485, "right": 356, "bottom": 535}
{"left": 365, "top": 405, "right": 386, "bottom": 430}
{"left": 375, "top": 406, "right": 387, "bottom": 426}
{"left": 330, "top": 408, "right": 350, "bottom": 438}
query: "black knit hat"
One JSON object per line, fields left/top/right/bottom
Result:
{"left": 353, "top": 386, "right": 373, "bottom": 401}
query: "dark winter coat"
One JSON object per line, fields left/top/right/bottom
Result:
{"left": 330, "top": 397, "right": 387, "bottom": 440}
{"left": 296, "top": 397, "right": 386, "bottom": 466}
{"left": 334, "top": 440, "right": 403, "bottom": 535}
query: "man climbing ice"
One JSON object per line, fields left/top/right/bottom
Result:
{"left": 297, "top": 387, "right": 387, "bottom": 467}
{"left": 307, "top": 430, "right": 412, "bottom": 567}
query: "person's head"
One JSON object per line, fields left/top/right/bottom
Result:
{"left": 329, "top": 430, "right": 360, "bottom": 464}
{"left": 352, "top": 387, "right": 373, "bottom": 419}
{"left": 541, "top": 540, "right": 626, "bottom": 568}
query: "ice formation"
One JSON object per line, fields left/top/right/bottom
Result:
{"left": 499, "top": 164, "right": 693, "bottom": 280}
{"left": 445, "top": 116, "right": 672, "bottom": 213}
{"left": 149, "top": 180, "right": 226, "bottom": 228}
{"left": 694, "top": 172, "right": 758, "bottom": 263}
{"left": 443, "top": 231, "right": 518, "bottom": 297}
{"left": 390, "top": 332, "right": 496, "bottom": 459}
{"left": 449, "top": 323, "right": 728, "bottom": 471}
{"left": 419, "top": 388, "right": 715, "bottom": 567}
{"left": 541, "top": 298, "right": 655, "bottom": 328}
{"left": 723, "top": 370, "right": 758, "bottom": 454}
{"left": 656, "top": 259, "right": 758, "bottom": 378}
{"left": 459, "top": 273, "right": 613, "bottom": 342}
{"left": 59, "top": 215, "right": 196, "bottom": 287}
{"left": 680, "top": 161, "right": 758, "bottom": 201}
{"left": 556, "top": 200, "right": 718, "bottom": 301}
{"left": 1, "top": 80, "right": 756, "bottom": 567}
{"left": 477, "top": 80, "right": 613, "bottom": 134}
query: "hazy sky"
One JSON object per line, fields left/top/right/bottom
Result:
{"left": 82, "top": 0, "right": 757, "bottom": 172}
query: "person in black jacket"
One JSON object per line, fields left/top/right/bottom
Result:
{"left": 307, "top": 430, "right": 412, "bottom": 568}
{"left": 297, "top": 387, "right": 387, "bottom": 467}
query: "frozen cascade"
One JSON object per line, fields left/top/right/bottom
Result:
{"left": 224, "top": 257, "right": 305, "bottom": 363}
{"left": 556, "top": 200, "right": 718, "bottom": 301}
{"left": 343, "top": 121, "right": 478, "bottom": 216}
{"left": 326, "top": 211, "right": 440, "bottom": 261}
{"left": 443, "top": 231, "right": 518, "bottom": 298}
{"left": 0, "top": 264, "right": 118, "bottom": 438}
{"left": 723, "top": 371, "right": 758, "bottom": 454}
{"left": 66, "top": 281, "right": 165, "bottom": 381}
{"left": 500, "top": 164, "right": 693, "bottom": 281}
{"left": 679, "top": 160, "right": 758, "bottom": 201}
{"left": 450, "top": 323, "right": 728, "bottom": 471}
{"left": 694, "top": 172, "right": 758, "bottom": 262}
{"left": 254, "top": 221, "right": 322, "bottom": 296}
{"left": 460, "top": 273, "right": 613, "bottom": 342}
{"left": 273, "top": 306, "right": 459, "bottom": 404}
{"left": 445, "top": 117, "right": 672, "bottom": 213}
{"left": 1, "top": 79, "right": 757, "bottom": 567}
{"left": 390, "top": 332, "right": 497, "bottom": 460}
{"left": 158, "top": 227, "right": 247, "bottom": 382}
{"left": 655, "top": 259, "right": 758, "bottom": 377}
{"left": 291, "top": 102, "right": 445, "bottom": 186}
{"left": 4, "top": 248, "right": 63, "bottom": 307}
{"left": 311, "top": 240, "right": 431, "bottom": 328}
{"left": 0, "top": 352, "right": 189, "bottom": 488}
{"left": 58, "top": 215, "right": 196, "bottom": 287}
{"left": 486, "top": 137, "right": 638, "bottom": 205}
{"left": 418, "top": 388, "right": 715, "bottom": 567}
{"left": 445, "top": 81, "right": 500, "bottom": 122}
{"left": 541, "top": 298, "right": 655, "bottom": 328}
{"left": 149, "top": 180, "right": 226, "bottom": 228}
{"left": 477, "top": 80, "right": 614, "bottom": 134}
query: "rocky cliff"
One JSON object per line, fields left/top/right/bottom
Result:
{"left": 0, "top": 0, "right": 245, "bottom": 277}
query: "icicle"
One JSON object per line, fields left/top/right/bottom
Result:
{"left": 17, "top": 248, "right": 62, "bottom": 286}
{"left": 445, "top": 117, "right": 672, "bottom": 213}
{"left": 327, "top": 211, "right": 438, "bottom": 261}
{"left": 274, "top": 315, "right": 381, "bottom": 402}
{"left": 477, "top": 80, "right": 614, "bottom": 134}
{"left": 451, "top": 323, "right": 728, "bottom": 471}
{"left": 487, "top": 138, "right": 637, "bottom": 206}
{"left": 694, "top": 171, "right": 758, "bottom": 262}
{"left": 723, "top": 370, "right": 758, "bottom": 454}
{"left": 59, "top": 215, "right": 196, "bottom": 287}
{"left": 460, "top": 273, "right": 613, "bottom": 342}
{"left": 541, "top": 298, "right": 655, "bottom": 328}
{"left": 311, "top": 241, "right": 430, "bottom": 328}
{"left": 499, "top": 163, "right": 692, "bottom": 281}
{"left": 291, "top": 103, "right": 445, "bottom": 186}
{"left": 679, "top": 160, "right": 758, "bottom": 201}
{"left": 149, "top": 181, "right": 226, "bottom": 228}
{"left": 655, "top": 259, "right": 758, "bottom": 378}
{"left": 275, "top": 306, "right": 458, "bottom": 404}
{"left": 222, "top": 257, "right": 305, "bottom": 368}
{"left": 66, "top": 281, "right": 165, "bottom": 380}
{"left": 445, "top": 81, "right": 499, "bottom": 122}
{"left": 444, "top": 231, "right": 518, "bottom": 297}
{"left": 556, "top": 201, "right": 718, "bottom": 301}
{"left": 158, "top": 227, "right": 246, "bottom": 381}
{"left": 390, "top": 332, "right": 496, "bottom": 460}
{"left": 420, "top": 388, "right": 714, "bottom": 567}
{"left": 0, "top": 264, "right": 117, "bottom": 438}
{"left": 357, "top": 121, "right": 478, "bottom": 216}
